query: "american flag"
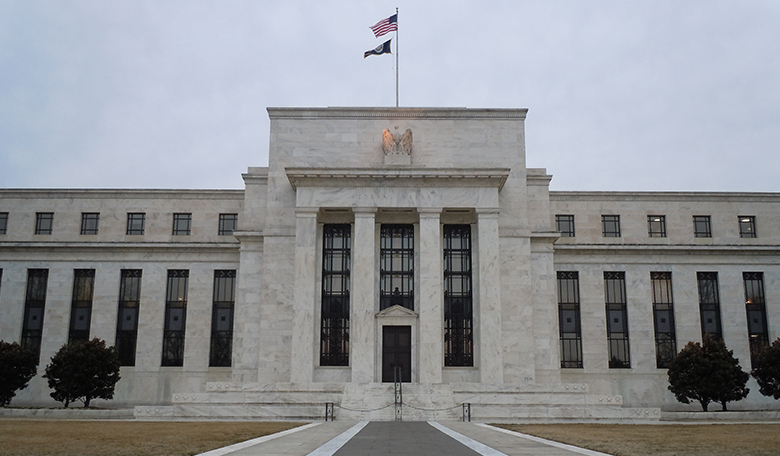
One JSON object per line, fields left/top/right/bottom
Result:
{"left": 370, "top": 14, "right": 398, "bottom": 38}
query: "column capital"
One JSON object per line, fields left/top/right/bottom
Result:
{"left": 294, "top": 207, "right": 319, "bottom": 216}
{"left": 476, "top": 207, "right": 501, "bottom": 218}
{"left": 417, "top": 207, "right": 443, "bottom": 217}
{"left": 352, "top": 207, "right": 378, "bottom": 216}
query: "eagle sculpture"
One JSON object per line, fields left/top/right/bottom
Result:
{"left": 382, "top": 128, "right": 413, "bottom": 155}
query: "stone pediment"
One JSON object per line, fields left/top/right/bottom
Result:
{"left": 286, "top": 167, "right": 510, "bottom": 191}
{"left": 376, "top": 305, "right": 419, "bottom": 318}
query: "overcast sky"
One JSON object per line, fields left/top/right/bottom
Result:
{"left": 2, "top": 1, "right": 779, "bottom": 192}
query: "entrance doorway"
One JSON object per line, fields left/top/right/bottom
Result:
{"left": 382, "top": 326, "right": 411, "bottom": 383}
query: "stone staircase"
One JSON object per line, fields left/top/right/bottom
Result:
{"left": 134, "top": 381, "right": 660, "bottom": 422}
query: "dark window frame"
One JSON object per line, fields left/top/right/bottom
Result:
{"left": 693, "top": 215, "right": 712, "bottom": 238}
{"left": 380, "top": 224, "right": 414, "bottom": 311}
{"left": 116, "top": 269, "right": 142, "bottom": 366}
{"left": 601, "top": 215, "right": 621, "bottom": 238}
{"left": 162, "top": 270, "right": 188, "bottom": 366}
{"left": 126, "top": 213, "right": 146, "bottom": 235}
{"left": 22, "top": 269, "right": 49, "bottom": 363}
{"left": 651, "top": 272, "right": 677, "bottom": 368}
{"left": 739, "top": 216, "right": 756, "bottom": 238}
{"left": 68, "top": 269, "right": 95, "bottom": 344}
{"left": 80, "top": 213, "right": 100, "bottom": 235}
{"left": 557, "top": 271, "right": 583, "bottom": 368}
{"left": 647, "top": 215, "right": 666, "bottom": 238}
{"left": 35, "top": 212, "right": 53, "bottom": 235}
{"left": 320, "top": 224, "right": 351, "bottom": 367}
{"left": 0, "top": 212, "right": 8, "bottom": 234}
{"left": 697, "top": 272, "right": 722, "bottom": 340}
{"left": 209, "top": 270, "right": 236, "bottom": 367}
{"left": 218, "top": 213, "right": 238, "bottom": 236}
{"left": 555, "top": 214, "right": 575, "bottom": 237}
{"left": 172, "top": 213, "right": 192, "bottom": 236}
{"left": 743, "top": 272, "right": 769, "bottom": 367}
{"left": 444, "top": 225, "right": 474, "bottom": 367}
{"left": 604, "top": 271, "right": 630, "bottom": 368}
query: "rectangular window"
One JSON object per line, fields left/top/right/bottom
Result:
{"left": 602, "top": 215, "right": 621, "bottom": 238}
{"left": 693, "top": 215, "right": 712, "bottom": 238}
{"left": 320, "top": 224, "right": 351, "bottom": 367}
{"left": 116, "top": 269, "right": 142, "bottom": 366}
{"left": 557, "top": 271, "right": 583, "bottom": 368}
{"left": 35, "top": 212, "right": 53, "bottom": 235}
{"left": 126, "top": 213, "right": 145, "bottom": 235}
{"left": 162, "top": 270, "right": 188, "bottom": 366}
{"left": 744, "top": 272, "right": 769, "bottom": 366}
{"left": 739, "top": 216, "right": 756, "bottom": 238}
{"left": 605, "top": 271, "right": 630, "bottom": 368}
{"left": 22, "top": 269, "right": 48, "bottom": 363}
{"left": 80, "top": 213, "right": 99, "bottom": 235}
{"left": 0, "top": 212, "right": 8, "bottom": 234}
{"left": 444, "top": 225, "right": 474, "bottom": 367}
{"left": 555, "top": 215, "right": 575, "bottom": 237}
{"left": 68, "top": 269, "right": 95, "bottom": 344}
{"left": 218, "top": 213, "right": 238, "bottom": 235}
{"left": 697, "top": 272, "right": 722, "bottom": 339}
{"left": 172, "top": 213, "right": 192, "bottom": 236}
{"left": 380, "top": 224, "right": 414, "bottom": 310}
{"left": 651, "top": 272, "right": 677, "bottom": 368}
{"left": 209, "top": 270, "right": 236, "bottom": 367}
{"left": 647, "top": 215, "right": 666, "bottom": 238}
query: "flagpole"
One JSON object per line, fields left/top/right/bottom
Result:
{"left": 395, "top": 7, "right": 399, "bottom": 107}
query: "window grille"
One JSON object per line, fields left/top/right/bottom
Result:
{"left": 739, "top": 216, "right": 756, "bottom": 238}
{"left": 647, "top": 215, "right": 666, "bottom": 238}
{"left": 605, "top": 271, "right": 630, "bottom": 368}
{"left": 172, "top": 213, "right": 192, "bottom": 235}
{"left": 68, "top": 269, "right": 95, "bottom": 344}
{"left": 555, "top": 215, "right": 575, "bottom": 237}
{"left": 320, "top": 224, "right": 351, "bottom": 366}
{"left": 80, "top": 213, "right": 99, "bottom": 235}
{"left": 116, "top": 269, "right": 142, "bottom": 366}
{"left": 126, "top": 213, "right": 145, "bottom": 235}
{"left": 651, "top": 272, "right": 677, "bottom": 368}
{"left": 601, "top": 215, "right": 621, "bottom": 237}
{"left": 444, "top": 225, "right": 473, "bottom": 367}
{"left": 35, "top": 213, "right": 53, "bottom": 235}
{"left": 380, "top": 224, "right": 414, "bottom": 310}
{"left": 162, "top": 270, "right": 188, "bottom": 366}
{"left": 743, "top": 272, "right": 769, "bottom": 367}
{"left": 693, "top": 216, "right": 712, "bottom": 238}
{"left": 210, "top": 270, "right": 236, "bottom": 367}
{"left": 22, "top": 269, "right": 49, "bottom": 363}
{"left": 218, "top": 213, "right": 238, "bottom": 235}
{"left": 557, "top": 271, "right": 583, "bottom": 368}
{"left": 697, "top": 272, "right": 722, "bottom": 340}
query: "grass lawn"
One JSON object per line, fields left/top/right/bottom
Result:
{"left": 0, "top": 419, "right": 305, "bottom": 456}
{"left": 496, "top": 423, "right": 780, "bottom": 456}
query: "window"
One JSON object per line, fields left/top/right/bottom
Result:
{"left": 380, "top": 224, "right": 414, "bottom": 310}
{"left": 172, "top": 213, "right": 192, "bottom": 235}
{"left": 218, "top": 213, "right": 238, "bottom": 235}
{"left": 126, "top": 213, "right": 146, "bottom": 235}
{"left": 22, "top": 269, "right": 48, "bottom": 363}
{"left": 555, "top": 215, "right": 575, "bottom": 237}
{"left": 697, "top": 272, "right": 722, "bottom": 340}
{"left": 744, "top": 272, "right": 769, "bottom": 367}
{"left": 739, "top": 216, "right": 756, "bottom": 238}
{"left": 604, "top": 271, "right": 630, "bottom": 368}
{"left": 35, "top": 212, "right": 53, "bottom": 235}
{"left": 162, "top": 270, "right": 188, "bottom": 366}
{"left": 647, "top": 216, "right": 666, "bottom": 238}
{"left": 557, "top": 271, "right": 583, "bottom": 368}
{"left": 116, "top": 269, "right": 142, "bottom": 366}
{"left": 320, "top": 225, "right": 351, "bottom": 367}
{"left": 210, "top": 270, "right": 237, "bottom": 367}
{"left": 601, "top": 215, "right": 621, "bottom": 237}
{"left": 68, "top": 269, "right": 95, "bottom": 344}
{"left": 0, "top": 212, "right": 8, "bottom": 234}
{"left": 80, "top": 213, "right": 100, "bottom": 235}
{"left": 444, "top": 225, "right": 474, "bottom": 367}
{"left": 651, "top": 272, "right": 677, "bottom": 368}
{"left": 693, "top": 216, "right": 712, "bottom": 238}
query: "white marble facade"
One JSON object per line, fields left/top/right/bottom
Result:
{"left": 1, "top": 107, "right": 779, "bottom": 419}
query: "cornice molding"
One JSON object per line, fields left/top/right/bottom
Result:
{"left": 0, "top": 189, "right": 244, "bottom": 200}
{"left": 268, "top": 107, "right": 527, "bottom": 120}
{"left": 285, "top": 167, "right": 510, "bottom": 191}
{"left": 550, "top": 191, "right": 780, "bottom": 202}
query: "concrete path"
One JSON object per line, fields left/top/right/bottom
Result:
{"left": 196, "top": 421, "right": 613, "bottom": 456}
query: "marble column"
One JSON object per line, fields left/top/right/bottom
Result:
{"left": 290, "top": 207, "right": 318, "bottom": 384}
{"left": 351, "top": 208, "right": 377, "bottom": 383}
{"left": 418, "top": 208, "right": 444, "bottom": 384}
{"left": 476, "top": 207, "right": 503, "bottom": 384}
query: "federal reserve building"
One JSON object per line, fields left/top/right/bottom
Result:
{"left": 1, "top": 107, "right": 778, "bottom": 420}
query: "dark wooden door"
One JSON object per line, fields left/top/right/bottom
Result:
{"left": 382, "top": 326, "right": 411, "bottom": 383}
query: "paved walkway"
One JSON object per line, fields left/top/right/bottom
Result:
{"left": 197, "top": 421, "right": 612, "bottom": 456}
